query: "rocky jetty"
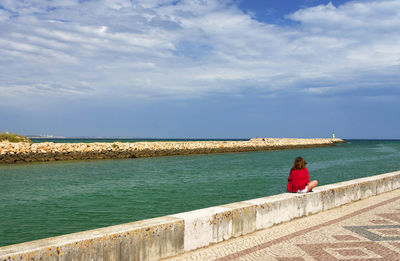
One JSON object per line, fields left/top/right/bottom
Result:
{"left": 0, "top": 138, "right": 345, "bottom": 164}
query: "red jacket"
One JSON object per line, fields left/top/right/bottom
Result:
{"left": 287, "top": 168, "right": 309, "bottom": 192}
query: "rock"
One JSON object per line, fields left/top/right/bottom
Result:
{"left": 0, "top": 138, "right": 345, "bottom": 164}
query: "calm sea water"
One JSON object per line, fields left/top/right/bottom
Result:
{"left": 1, "top": 140, "right": 400, "bottom": 247}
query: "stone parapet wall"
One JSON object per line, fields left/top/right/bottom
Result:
{"left": 1, "top": 170, "right": 398, "bottom": 261}
{"left": 0, "top": 138, "right": 345, "bottom": 164}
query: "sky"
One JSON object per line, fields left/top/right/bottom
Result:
{"left": 0, "top": 0, "right": 399, "bottom": 139}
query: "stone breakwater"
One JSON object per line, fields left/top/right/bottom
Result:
{"left": 0, "top": 138, "right": 345, "bottom": 164}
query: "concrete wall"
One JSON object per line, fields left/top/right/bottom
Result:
{"left": 1, "top": 170, "right": 399, "bottom": 261}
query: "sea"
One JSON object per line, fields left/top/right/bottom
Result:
{"left": 1, "top": 139, "right": 400, "bottom": 247}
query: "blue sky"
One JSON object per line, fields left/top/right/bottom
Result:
{"left": 1, "top": 0, "right": 399, "bottom": 139}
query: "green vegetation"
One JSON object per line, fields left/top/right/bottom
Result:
{"left": 0, "top": 132, "right": 31, "bottom": 143}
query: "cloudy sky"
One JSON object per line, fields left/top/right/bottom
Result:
{"left": 1, "top": 0, "right": 399, "bottom": 139}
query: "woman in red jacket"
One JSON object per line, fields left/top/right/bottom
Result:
{"left": 287, "top": 157, "right": 318, "bottom": 193}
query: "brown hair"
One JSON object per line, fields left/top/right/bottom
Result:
{"left": 291, "top": 157, "right": 307, "bottom": 170}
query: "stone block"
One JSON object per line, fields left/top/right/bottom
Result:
{"left": 393, "top": 171, "right": 400, "bottom": 189}
{"left": 220, "top": 202, "right": 256, "bottom": 238}
{"left": 245, "top": 193, "right": 296, "bottom": 230}
{"left": 172, "top": 206, "right": 231, "bottom": 251}
{"left": 293, "top": 191, "right": 323, "bottom": 216}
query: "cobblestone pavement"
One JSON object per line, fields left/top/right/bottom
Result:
{"left": 165, "top": 189, "right": 400, "bottom": 261}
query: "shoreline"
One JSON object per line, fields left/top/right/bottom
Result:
{"left": 0, "top": 138, "right": 345, "bottom": 164}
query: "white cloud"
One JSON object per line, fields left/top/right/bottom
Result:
{"left": 0, "top": 0, "right": 400, "bottom": 106}
{"left": 0, "top": 8, "right": 10, "bottom": 21}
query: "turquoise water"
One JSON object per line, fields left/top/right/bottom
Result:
{"left": 1, "top": 140, "right": 400, "bottom": 247}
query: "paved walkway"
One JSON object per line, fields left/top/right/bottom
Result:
{"left": 165, "top": 189, "right": 400, "bottom": 261}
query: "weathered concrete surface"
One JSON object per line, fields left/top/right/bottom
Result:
{"left": 0, "top": 216, "right": 184, "bottom": 261}
{"left": 0, "top": 138, "right": 345, "bottom": 164}
{"left": 2, "top": 170, "right": 397, "bottom": 261}
{"left": 171, "top": 202, "right": 257, "bottom": 252}
{"left": 173, "top": 171, "right": 400, "bottom": 254}
{"left": 171, "top": 206, "right": 233, "bottom": 251}
{"left": 165, "top": 185, "right": 400, "bottom": 260}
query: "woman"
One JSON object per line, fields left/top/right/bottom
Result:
{"left": 287, "top": 157, "right": 318, "bottom": 193}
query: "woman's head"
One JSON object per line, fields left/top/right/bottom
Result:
{"left": 291, "top": 157, "right": 307, "bottom": 170}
